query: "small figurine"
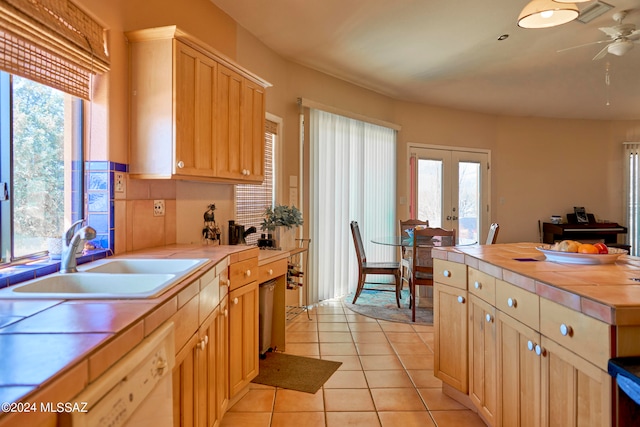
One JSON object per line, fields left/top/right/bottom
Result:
{"left": 202, "top": 203, "right": 221, "bottom": 244}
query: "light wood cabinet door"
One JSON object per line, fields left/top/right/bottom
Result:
{"left": 469, "top": 295, "right": 497, "bottom": 426}
{"left": 173, "top": 333, "right": 200, "bottom": 427}
{"left": 242, "top": 78, "right": 265, "bottom": 182}
{"left": 175, "top": 42, "right": 217, "bottom": 178}
{"left": 229, "top": 281, "right": 259, "bottom": 397}
{"left": 434, "top": 282, "right": 468, "bottom": 393}
{"left": 540, "top": 336, "right": 611, "bottom": 427}
{"left": 216, "top": 64, "right": 244, "bottom": 181}
{"left": 216, "top": 296, "right": 230, "bottom": 420}
{"left": 197, "top": 307, "right": 221, "bottom": 427}
{"left": 496, "top": 310, "right": 542, "bottom": 427}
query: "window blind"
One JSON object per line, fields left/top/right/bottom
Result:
{"left": 624, "top": 142, "right": 640, "bottom": 256}
{"left": 235, "top": 119, "right": 276, "bottom": 245}
{"left": 0, "top": 0, "right": 110, "bottom": 99}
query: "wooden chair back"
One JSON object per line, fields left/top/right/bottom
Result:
{"left": 350, "top": 221, "right": 367, "bottom": 265}
{"left": 411, "top": 227, "right": 456, "bottom": 286}
{"left": 486, "top": 223, "right": 500, "bottom": 245}
{"left": 399, "top": 219, "right": 429, "bottom": 236}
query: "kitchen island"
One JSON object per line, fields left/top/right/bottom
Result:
{"left": 432, "top": 242, "right": 640, "bottom": 427}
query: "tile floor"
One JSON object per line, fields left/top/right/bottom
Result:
{"left": 220, "top": 299, "right": 486, "bottom": 427}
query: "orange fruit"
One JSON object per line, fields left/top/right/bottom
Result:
{"left": 578, "top": 243, "right": 598, "bottom": 254}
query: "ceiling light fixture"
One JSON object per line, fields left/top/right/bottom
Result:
{"left": 517, "top": 0, "right": 580, "bottom": 29}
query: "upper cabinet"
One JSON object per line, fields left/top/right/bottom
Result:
{"left": 126, "top": 26, "right": 270, "bottom": 183}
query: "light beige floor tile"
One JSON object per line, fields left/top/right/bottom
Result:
{"left": 228, "top": 389, "right": 275, "bottom": 412}
{"left": 356, "top": 342, "right": 395, "bottom": 355}
{"left": 315, "top": 304, "right": 345, "bottom": 314}
{"left": 429, "top": 409, "right": 487, "bottom": 427}
{"left": 412, "top": 324, "right": 434, "bottom": 333}
{"left": 365, "top": 370, "right": 414, "bottom": 388}
{"left": 378, "top": 411, "right": 436, "bottom": 427}
{"left": 391, "top": 341, "right": 431, "bottom": 355}
{"left": 326, "top": 412, "right": 381, "bottom": 427}
{"left": 318, "top": 322, "right": 350, "bottom": 332}
{"left": 418, "top": 388, "right": 468, "bottom": 410}
{"left": 324, "top": 388, "right": 376, "bottom": 411}
{"left": 348, "top": 322, "right": 383, "bottom": 332}
{"left": 286, "top": 331, "right": 319, "bottom": 343}
{"left": 371, "top": 388, "right": 427, "bottom": 411}
{"left": 385, "top": 331, "right": 424, "bottom": 344}
{"left": 320, "top": 342, "right": 358, "bottom": 356}
{"left": 317, "top": 314, "right": 348, "bottom": 323}
{"left": 351, "top": 331, "right": 389, "bottom": 343}
{"left": 323, "top": 370, "right": 368, "bottom": 389}
{"left": 406, "top": 370, "right": 442, "bottom": 388}
{"left": 284, "top": 342, "right": 320, "bottom": 356}
{"left": 397, "top": 353, "right": 434, "bottom": 370}
{"left": 359, "top": 354, "right": 404, "bottom": 370}
{"left": 286, "top": 321, "right": 318, "bottom": 332}
{"left": 318, "top": 331, "right": 353, "bottom": 342}
{"left": 321, "top": 354, "right": 362, "bottom": 370}
{"left": 271, "top": 411, "right": 325, "bottom": 427}
{"left": 273, "top": 389, "right": 324, "bottom": 412}
{"left": 220, "top": 411, "right": 272, "bottom": 427}
{"left": 345, "top": 313, "right": 378, "bottom": 323}
{"left": 378, "top": 321, "right": 415, "bottom": 332}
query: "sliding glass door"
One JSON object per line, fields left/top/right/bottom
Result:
{"left": 410, "top": 146, "right": 490, "bottom": 244}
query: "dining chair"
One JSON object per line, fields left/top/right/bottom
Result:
{"left": 409, "top": 227, "right": 456, "bottom": 322}
{"left": 350, "top": 221, "right": 402, "bottom": 307}
{"left": 399, "top": 219, "right": 429, "bottom": 287}
{"left": 486, "top": 223, "right": 500, "bottom": 245}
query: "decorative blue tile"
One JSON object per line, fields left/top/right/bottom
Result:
{"left": 87, "top": 214, "right": 109, "bottom": 234}
{"left": 114, "top": 162, "right": 128, "bottom": 173}
{"left": 88, "top": 172, "right": 108, "bottom": 190}
{"left": 109, "top": 229, "right": 115, "bottom": 252}
{"left": 34, "top": 264, "right": 60, "bottom": 277}
{"left": 8, "top": 270, "right": 37, "bottom": 286}
{"left": 85, "top": 161, "right": 109, "bottom": 171}
{"left": 88, "top": 193, "right": 109, "bottom": 213}
{"left": 109, "top": 171, "right": 115, "bottom": 198}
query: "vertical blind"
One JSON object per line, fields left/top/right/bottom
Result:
{"left": 624, "top": 142, "right": 640, "bottom": 256}
{"left": 309, "top": 109, "right": 397, "bottom": 302}
{"left": 235, "top": 119, "right": 276, "bottom": 245}
{"left": 0, "top": 0, "right": 110, "bottom": 99}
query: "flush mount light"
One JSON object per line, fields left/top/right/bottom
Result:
{"left": 518, "top": 0, "right": 579, "bottom": 29}
{"left": 553, "top": 0, "right": 590, "bottom": 2}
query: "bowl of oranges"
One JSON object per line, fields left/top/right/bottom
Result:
{"left": 536, "top": 240, "right": 627, "bottom": 265}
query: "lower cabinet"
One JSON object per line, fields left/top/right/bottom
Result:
{"left": 434, "top": 281, "right": 468, "bottom": 393}
{"left": 216, "top": 295, "right": 230, "bottom": 419}
{"left": 229, "top": 280, "right": 259, "bottom": 398}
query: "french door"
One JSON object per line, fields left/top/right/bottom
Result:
{"left": 409, "top": 145, "right": 490, "bottom": 244}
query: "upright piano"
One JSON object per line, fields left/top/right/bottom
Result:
{"left": 542, "top": 213, "right": 629, "bottom": 251}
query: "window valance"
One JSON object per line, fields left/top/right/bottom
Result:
{"left": 0, "top": 0, "right": 110, "bottom": 99}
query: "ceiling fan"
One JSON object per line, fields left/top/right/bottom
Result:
{"left": 558, "top": 11, "right": 640, "bottom": 60}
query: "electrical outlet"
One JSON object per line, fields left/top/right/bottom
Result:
{"left": 114, "top": 173, "right": 125, "bottom": 193}
{"left": 154, "top": 200, "right": 165, "bottom": 216}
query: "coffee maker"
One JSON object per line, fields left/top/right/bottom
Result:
{"left": 228, "top": 220, "right": 256, "bottom": 245}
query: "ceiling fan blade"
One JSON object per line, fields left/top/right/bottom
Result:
{"left": 599, "top": 26, "right": 620, "bottom": 38}
{"left": 557, "top": 39, "right": 609, "bottom": 53}
{"left": 592, "top": 44, "right": 610, "bottom": 60}
{"left": 628, "top": 29, "right": 640, "bottom": 40}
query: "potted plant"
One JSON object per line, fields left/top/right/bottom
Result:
{"left": 261, "top": 204, "right": 303, "bottom": 249}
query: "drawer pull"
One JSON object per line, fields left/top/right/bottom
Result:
{"left": 198, "top": 335, "right": 209, "bottom": 350}
{"left": 535, "top": 344, "right": 546, "bottom": 357}
{"left": 485, "top": 313, "right": 493, "bottom": 323}
{"left": 474, "top": 281, "right": 481, "bottom": 289}
{"left": 177, "top": 160, "right": 184, "bottom": 168}
{"left": 457, "top": 295, "right": 465, "bottom": 304}
{"left": 245, "top": 270, "right": 252, "bottom": 277}
{"left": 443, "top": 270, "right": 451, "bottom": 278}
{"left": 560, "top": 323, "right": 573, "bottom": 337}
{"left": 234, "top": 297, "right": 239, "bottom": 305}
{"left": 224, "top": 309, "right": 228, "bottom": 317}
{"left": 268, "top": 269, "right": 273, "bottom": 275}
{"left": 507, "top": 297, "right": 517, "bottom": 308}
{"left": 527, "top": 340, "right": 535, "bottom": 351}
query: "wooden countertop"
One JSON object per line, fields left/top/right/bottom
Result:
{"left": 433, "top": 242, "right": 640, "bottom": 326}
{"left": 0, "top": 244, "right": 259, "bottom": 423}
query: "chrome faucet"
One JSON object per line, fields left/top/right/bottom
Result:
{"left": 60, "top": 219, "right": 97, "bottom": 274}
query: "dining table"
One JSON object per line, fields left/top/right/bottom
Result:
{"left": 371, "top": 235, "right": 476, "bottom": 247}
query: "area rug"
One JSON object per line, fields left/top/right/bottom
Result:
{"left": 251, "top": 352, "right": 342, "bottom": 394}
{"left": 343, "top": 286, "right": 433, "bottom": 325}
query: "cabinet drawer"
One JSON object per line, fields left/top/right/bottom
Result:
{"left": 468, "top": 268, "right": 496, "bottom": 305}
{"left": 259, "top": 258, "right": 287, "bottom": 283}
{"left": 229, "top": 257, "right": 258, "bottom": 291}
{"left": 433, "top": 259, "right": 467, "bottom": 289}
{"left": 540, "top": 298, "right": 611, "bottom": 370}
{"left": 496, "top": 279, "right": 539, "bottom": 330}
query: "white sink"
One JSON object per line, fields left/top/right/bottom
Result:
{"left": 1, "top": 273, "right": 178, "bottom": 299}
{"left": 79, "top": 258, "right": 209, "bottom": 275}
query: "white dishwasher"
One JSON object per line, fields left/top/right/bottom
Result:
{"left": 68, "top": 322, "right": 175, "bottom": 427}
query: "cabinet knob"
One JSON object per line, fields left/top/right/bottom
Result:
{"left": 443, "top": 270, "right": 451, "bottom": 278}
{"left": 507, "top": 297, "right": 517, "bottom": 308}
{"left": 245, "top": 270, "right": 252, "bottom": 277}
{"left": 457, "top": 295, "right": 465, "bottom": 304}
{"left": 535, "top": 344, "right": 546, "bottom": 357}
{"left": 485, "top": 313, "right": 493, "bottom": 323}
{"left": 474, "top": 281, "right": 481, "bottom": 289}
{"left": 155, "top": 357, "right": 168, "bottom": 375}
{"left": 234, "top": 297, "right": 239, "bottom": 305}
{"left": 198, "top": 335, "right": 209, "bottom": 350}
{"left": 527, "top": 340, "right": 534, "bottom": 351}
{"left": 177, "top": 161, "right": 184, "bottom": 169}
{"left": 268, "top": 269, "right": 273, "bottom": 275}
{"left": 560, "top": 323, "right": 573, "bottom": 337}
{"left": 224, "top": 309, "right": 228, "bottom": 317}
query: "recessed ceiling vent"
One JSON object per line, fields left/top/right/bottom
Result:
{"left": 577, "top": 1, "right": 614, "bottom": 24}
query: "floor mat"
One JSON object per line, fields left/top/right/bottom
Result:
{"left": 343, "top": 287, "right": 433, "bottom": 325}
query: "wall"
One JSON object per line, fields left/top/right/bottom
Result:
{"left": 76, "top": 0, "right": 640, "bottom": 251}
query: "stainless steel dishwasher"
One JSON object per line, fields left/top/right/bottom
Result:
{"left": 67, "top": 322, "right": 175, "bottom": 427}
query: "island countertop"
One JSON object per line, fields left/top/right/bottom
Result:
{"left": 433, "top": 242, "right": 640, "bottom": 326}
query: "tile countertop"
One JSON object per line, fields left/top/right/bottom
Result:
{"left": 433, "top": 242, "right": 640, "bottom": 326}
{"left": 0, "top": 243, "right": 263, "bottom": 422}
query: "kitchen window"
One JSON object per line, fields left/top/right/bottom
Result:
{"left": 0, "top": 73, "right": 84, "bottom": 263}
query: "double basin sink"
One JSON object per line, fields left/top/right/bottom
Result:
{"left": 0, "top": 258, "right": 209, "bottom": 299}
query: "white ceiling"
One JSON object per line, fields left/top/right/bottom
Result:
{"left": 211, "top": 0, "right": 640, "bottom": 120}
